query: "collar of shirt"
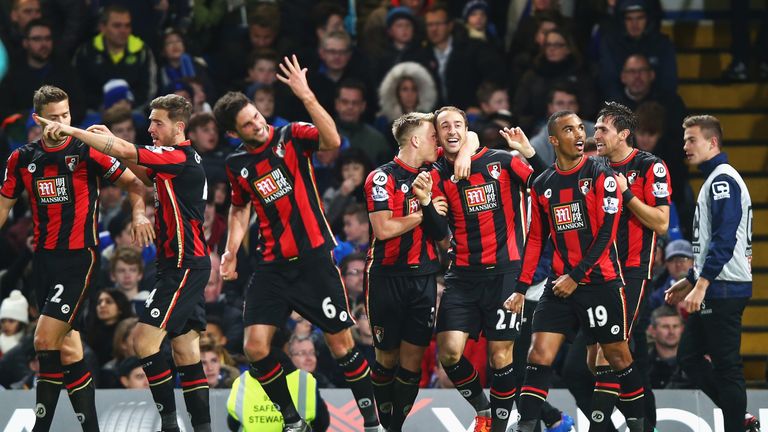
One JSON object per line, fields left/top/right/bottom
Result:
{"left": 699, "top": 152, "right": 728, "bottom": 176}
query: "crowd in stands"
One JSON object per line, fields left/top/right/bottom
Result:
{"left": 3, "top": 0, "right": 761, "bottom": 426}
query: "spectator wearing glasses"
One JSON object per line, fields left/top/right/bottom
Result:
{"left": 340, "top": 252, "right": 366, "bottom": 308}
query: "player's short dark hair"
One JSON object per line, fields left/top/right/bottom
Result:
{"left": 24, "top": 18, "right": 51, "bottom": 37}
{"left": 683, "top": 114, "right": 723, "bottom": 148}
{"left": 475, "top": 81, "right": 505, "bottom": 105}
{"left": 111, "top": 246, "right": 144, "bottom": 274}
{"left": 213, "top": 91, "right": 251, "bottom": 133}
{"left": 434, "top": 106, "right": 468, "bottom": 127}
{"left": 100, "top": 4, "right": 130, "bottom": 24}
{"left": 651, "top": 304, "right": 682, "bottom": 327}
{"left": 33, "top": 85, "right": 68, "bottom": 115}
{"left": 547, "top": 83, "right": 578, "bottom": 105}
{"left": 343, "top": 203, "right": 368, "bottom": 224}
{"left": 150, "top": 94, "right": 192, "bottom": 125}
{"left": 546, "top": 110, "right": 575, "bottom": 136}
{"left": 102, "top": 104, "right": 133, "bottom": 129}
{"left": 597, "top": 101, "right": 637, "bottom": 146}
{"left": 636, "top": 101, "right": 665, "bottom": 135}
{"left": 392, "top": 112, "right": 435, "bottom": 147}
{"left": 336, "top": 78, "right": 367, "bottom": 100}
{"left": 187, "top": 112, "right": 216, "bottom": 134}
{"left": 312, "top": 1, "right": 345, "bottom": 30}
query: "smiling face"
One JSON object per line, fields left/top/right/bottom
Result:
{"left": 551, "top": 113, "right": 586, "bottom": 162}
{"left": 232, "top": 103, "right": 270, "bottom": 145}
{"left": 436, "top": 109, "right": 467, "bottom": 156}
{"left": 594, "top": 115, "right": 628, "bottom": 159}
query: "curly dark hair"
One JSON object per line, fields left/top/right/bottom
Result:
{"left": 597, "top": 101, "right": 637, "bottom": 146}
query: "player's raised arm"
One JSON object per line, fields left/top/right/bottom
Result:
{"left": 276, "top": 55, "right": 340, "bottom": 151}
{"left": 36, "top": 115, "right": 139, "bottom": 163}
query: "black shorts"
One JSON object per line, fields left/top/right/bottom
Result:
{"left": 244, "top": 250, "right": 354, "bottom": 334}
{"left": 436, "top": 270, "right": 522, "bottom": 341}
{"left": 532, "top": 279, "right": 628, "bottom": 345}
{"left": 32, "top": 248, "right": 99, "bottom": 331}
{"left": 139, "top": 267, "right": 209, "bottom": 337}
{"left": 582, "top": 278, "right": 648, "bottom": 345}
{"left": 365, "top": 272, "right": 437, "bottom": 350}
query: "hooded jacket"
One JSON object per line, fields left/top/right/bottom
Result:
{"left": 376, "top": 61, "right": 438, "bottom": 123}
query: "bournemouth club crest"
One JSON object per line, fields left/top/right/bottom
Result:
{"left": 578, "top": 178, "right": 592, "bottom": 195}
{"left": 626, "top": 170, "right": 639, "bottom": 186}
{"left": 273, "top": 140, "right": 286, "bottom": 158}
{"left": 65, "top": 155, "right": 79, "bottom": 172}
{"left": 487, "top": 162, "right": 502, "bottom": 179}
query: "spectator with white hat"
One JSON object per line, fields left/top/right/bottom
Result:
{"left": 0, "top": 290, "right": 29, "bottom": 356}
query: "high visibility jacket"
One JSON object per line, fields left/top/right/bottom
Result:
{"left": 227, "top": 369, "right": 317, "bottom": 431}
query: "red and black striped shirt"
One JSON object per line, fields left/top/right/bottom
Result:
{"left": 1, "top": 137, "right": 124, "bottom": 250}
{"left": 609, "top": 149, "right": 672, "bottom": 279}
{"left": 518, "top": 156, "right": 623, "bottom": 290}
{"left": 430, "top": 147, "right": 533, "bottom": 274}
{"left": 225, "top": 123, "right": 335, "bottom": 264}
{"left": 137, "top": 141, "right": 210, "bottom": 270}
{"left": 364, "top": 157, "right": 440, "bottom": 275}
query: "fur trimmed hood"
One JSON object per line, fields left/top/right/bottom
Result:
{"left": 377, "top": 62, "right": 438, "bottom": 122}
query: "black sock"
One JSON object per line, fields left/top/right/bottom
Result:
{"left": 589, "top": 365, "right": 619, "bottom": 432}
{"left": 141, "top": 352, "right": 179, "bottom": 432}
{"left": 33, "top": 350, "right": 63, "bottom": 432}
{"left": 249, "top": 354, "right": 301, "bottom": 424}
{"left": 336, "top": 349, "right": 379, "bottom": 427}
{"left": 443, "top": 356, "right": 490, "bottom": 414}
{"left": 490, "top": 364, "right": 516, "bottom": 432}
{"left": 63, "top": 359, "right": 99, "bottom": 432}
{"left": 616, "top": 363, "right": 645, "bottom": 432}
{"left": 389, "top": 367, "right": 421, "bottom": 431}
{"left": 371, "top": 361, "right": 395, "bottom": 429}
{"left": 516, "top": 363, "right": 553, "bottom": 432}
{"left": 177, "top": 362, "right": 211, "bottom": 429}
{"left": 541, "top": 402, "right": 563, "bottom": 428}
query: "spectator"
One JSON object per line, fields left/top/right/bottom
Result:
{"left": 250, "top": 85, "right": 289, "bottom": 128}
{"left": 109, "top": 246, "right": 146, "bottom": 303}
{"left": 0, "top": 290, "right": 29, "bottom": 356}
{"left": 334, "top": 80, "right": 391, "bottom": 166}
{"left": 529, "top": 85, "right": 596, "bottom": 164}
{"left": 470, "top": 81, "right": 511, "bottom": 132}
{"left": 186, "top": 0, "right": 227, "bottom": 55}
{"left": 369, "top": 6, "right": 423, "bottom": 83}
{"left": 204, "top": 253, "right": 244, "bottom": 355}
{"left": 613, "top": 54, "right": 689, "bottom": 224}
{"left": 507, "top": 11, "right": 561, "bottom": 87}
{"left": 647, "top": 305, "right": 692, "bottom": 388}
{"left": 649, "top": 239, "right": 694, "bottom": 311}
{"left": 374, "top": 61, "right": 438, "bottom": 143}
{"left": 351, "top": 304, "right": 375, "bottom": 363}
{"left": 200, "top": 341, "right": 238, "bottom": 388}
{"left": 73, "top": 5, "right": 157, "bottom": 111}
{"left": 86, "top": 289, "right": 134, "bottom": 366}
{"left": 512, "top": 28, "right": 597, "bottom": 131}
{"left": 599, "top": 0, "right": 677, "bottom": 100}
{"left": 340, "top": 253, "right": 366, "bottom": 307}
{"left": 242, "top": 49, "right": 278, "bottom": 93}
{"left": 0, "top": 19, "right": 85, "bottom": 123}
{"left": 2, "top": 0, "right": 42, "bottom": 61}
{"left": 157, "top": 28, "right": 214, "bottom": 103}
{"left": 117, "top": 356, "right": 149, "bottom": 389}
{"left": 100, "top": 317, "right": 139, "bottom": 388}
{"left": 461, "top": 0, "right": 502, "bottom": 51}
{"left": 333, "top": 204, "right": 370, "bottom": 262}
{"left": 322, "top": 148, "right": 371, "bottom": 233}
{"left": 188, "top": 112, "right": 226, "bottom": 184}
{"left": 102, "top": 104, "right": 139, "bottom": 145}
{"left": 417, "top": 3, "right": 504, "bottom": 109}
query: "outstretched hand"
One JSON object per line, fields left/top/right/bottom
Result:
{"left": 276, "top": 55, "right": 314, "bottom": 103}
